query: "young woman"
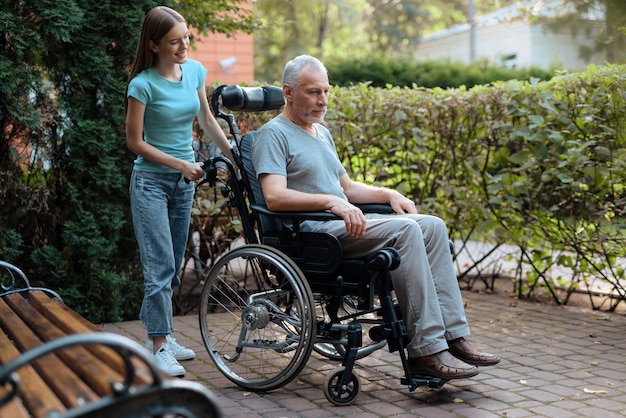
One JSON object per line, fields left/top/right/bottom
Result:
{"left": 125, "top": 6, "right": 233, "bottom": 376}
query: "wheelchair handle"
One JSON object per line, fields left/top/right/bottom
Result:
{"left": 220, "top": 85, "right": 285, "bottom": 112}
{"left": 184, "top": 159, "right": 216, "bottom": 184}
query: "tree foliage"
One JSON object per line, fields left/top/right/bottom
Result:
{"left": 177, "top": 0, "right": 257, "bottom": 37}
{"left": 252, "top": 0, "right": 624, "bottom": 82}
{"left": 529, "top": 0, "right": 626, "bottom": 63}
{"left": 252, "top": 0, "right": 520, "bottom": 82}
{"left": 0, "top": 0, "right": 254, "bottom": 323}
{"left": 252, "top": 0, "right": 364, "bottom": 83}
{"left": 231, "top": 65, "right": 626, "bottom": 311}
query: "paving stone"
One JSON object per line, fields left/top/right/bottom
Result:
{"left": 102, "top": 289, "right": 626, "bottom": 417}
{"left": 574, "top": 408, "right": 625, "bottom": 418}
{"left": 528, "top": 405, "right": 579, "bottom": 417}
{"left": 496, "top": 408, "right": 536, "bottom": 418}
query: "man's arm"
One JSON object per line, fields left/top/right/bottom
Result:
{"left": 259, "top": 173, "right": 368, "bottom": 237}
{"left": 259, "top": 173, "right": 417, "bottom": 237}
{"left": 340, "top": 176, "right": 417, "bottom": 215}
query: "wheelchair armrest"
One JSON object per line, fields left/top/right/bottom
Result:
{"left": 250, "top": 203, "right": 339, "bottom": 221}
{"left": 355, "top": 203, "right": 395, "bottom": 214}
{"left": 250, "top": 203, "right": 396, "bottom": 222}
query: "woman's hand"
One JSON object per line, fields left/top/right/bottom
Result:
{"left": 180, "top": 161, "right": 205, "bottom": 182}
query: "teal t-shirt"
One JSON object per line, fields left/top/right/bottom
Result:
{"left": 127, "top": 59, "right": 207, "bottom": 173}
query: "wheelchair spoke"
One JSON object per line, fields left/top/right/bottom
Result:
{"left": 199, "top": 245, "right": 315, "bottom": 391}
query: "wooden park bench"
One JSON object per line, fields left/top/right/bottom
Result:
{"left": 0, "top": 260, "right": 221, "bottom": 418}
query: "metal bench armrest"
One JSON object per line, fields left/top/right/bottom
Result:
{"left": 0, "top": 332, "right": 221, "bottom": 418}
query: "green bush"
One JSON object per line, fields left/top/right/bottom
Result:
{"left": 326, "top": 57, "right": 555, "bottom": 88}
{"left": 0, "top": 1, "right": 160, "bottom": 323}
{"left": 234, "top": 64, "right": 626, "bottom": 311}
{"left": 326, "top": 64, "right": 626, "bottom": 309}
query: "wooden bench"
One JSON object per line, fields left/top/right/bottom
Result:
{"left": 0, "top": 260, "right": 221, "bottom": 418}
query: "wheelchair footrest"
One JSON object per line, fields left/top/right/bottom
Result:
{"left": 401, "top": 375, "right": 449, "bottom": 391}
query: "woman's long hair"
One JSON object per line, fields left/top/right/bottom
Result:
{"left": 124, "top": 6, "right": 185, "bottom": 112}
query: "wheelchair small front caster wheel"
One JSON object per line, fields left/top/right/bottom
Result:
{"left": 323, "top": 366, "right": 361, "bottom": 406}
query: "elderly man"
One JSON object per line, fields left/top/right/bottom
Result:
{"left": 251, "top": 55, "right": 499, "bottom": 379}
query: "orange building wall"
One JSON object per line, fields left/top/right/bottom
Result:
{"left": 187, "top": 28, "right": 254, "bottom": 86}
{"left": 186, "top": 1, "right": 255, "bottom": 85}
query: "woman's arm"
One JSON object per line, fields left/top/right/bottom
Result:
{"left": 125, "top": 96, "right": 205, "bottom": 180}
{"left": 196, "top": 83, "right": 236, "bottom": 164}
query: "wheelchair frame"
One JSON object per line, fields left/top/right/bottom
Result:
{"left": 196, "top": 85, "right": 448, "bottom": 406}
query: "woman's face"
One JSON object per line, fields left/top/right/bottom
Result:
{"left": 151, "top": 21, "right": 189, "bottom": 65}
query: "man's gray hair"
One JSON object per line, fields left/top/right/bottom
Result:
{"left": 282, "top": 55, "right": 327, "bottom": 89}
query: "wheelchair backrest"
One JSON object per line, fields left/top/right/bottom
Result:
{"left": 214, "top": 85, "right": 358, "bottom": 280}
{"left": 239, "top": 130, "right": 284, "bottom": 235}
{"left": 238, "top": 130, "right": 346, "bottom": 277}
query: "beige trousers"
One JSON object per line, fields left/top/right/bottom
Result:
{"left": 304, "top": 213, "right": 471, "bottom": 357}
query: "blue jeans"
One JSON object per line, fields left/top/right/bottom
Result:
{"left": 130, "top": 170, "right": 194, "bottom": 337}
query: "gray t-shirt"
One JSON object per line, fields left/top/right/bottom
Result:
{"left": 252, "top": 115, "right": 348, "bottom": 201}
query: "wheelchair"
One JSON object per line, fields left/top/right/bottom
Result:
{"left": 197, "top": 85, "right": 449, "bottom": 406}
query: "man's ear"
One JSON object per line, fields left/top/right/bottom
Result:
{"left": 282, "top": 84, "right": 292, "bottom": 103}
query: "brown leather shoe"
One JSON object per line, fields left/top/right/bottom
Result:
{"left": 408, "top": 350, "right": 479, "bottom": 379}
{"left": 448, "top": 337, "right": 501, "bottom": 366}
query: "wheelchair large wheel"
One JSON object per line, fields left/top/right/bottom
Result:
{"left": 199, "top": 244, "right": 316, "bottom": 392}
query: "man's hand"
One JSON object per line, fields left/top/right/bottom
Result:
{"left": 388, "top": 190, "right": 417, "bottom": 215}
{"left": 327, "top": 197, "right": 367, "bottom": 237}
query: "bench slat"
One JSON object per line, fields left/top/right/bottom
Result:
{"left": 0, "top": 389, "right": 30, "bottom": 418}
{"left": 28, "top": 290, "right": 99, "bottom": 333}
{"left": 0, "top": 330, "right": 39, "bottom": 418}
{"left": 0, "top": 299, "right": 68, "bottom": 418}
{"left": 0, "top": 380, "right": 31, "bottom": 417}
{"left": 28, "top": 290, "right": 153, "bottom": 385}
{"left": 3, "top": 293, "right": 122, "bottom": 399}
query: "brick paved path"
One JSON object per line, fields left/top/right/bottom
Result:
{"left": 103, "top": 290, "right": 626, "bottom": 417}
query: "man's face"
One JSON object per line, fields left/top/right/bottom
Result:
{"left": 287, "top": 67, "right": 329, "bottom": 125}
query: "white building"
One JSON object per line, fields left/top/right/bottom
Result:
{"left": 415, "top": 1, "right": 607, "bottom": 71}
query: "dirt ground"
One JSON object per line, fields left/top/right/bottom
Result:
{"left": 459, "top": 272, "right": 626, "bottom": 315}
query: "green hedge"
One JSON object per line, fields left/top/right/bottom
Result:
{"left": 325, "top": 57, "right": 555, "bottom": 89}
{"left": 233, "top": 64, "right": 626, "bottom": 310}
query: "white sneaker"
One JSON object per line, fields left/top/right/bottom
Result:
{"left": 154, "top": 344, "right": 185, "bottom": 377}
{"left": 146, "top": 335, "right": 196, "bottom": 361}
